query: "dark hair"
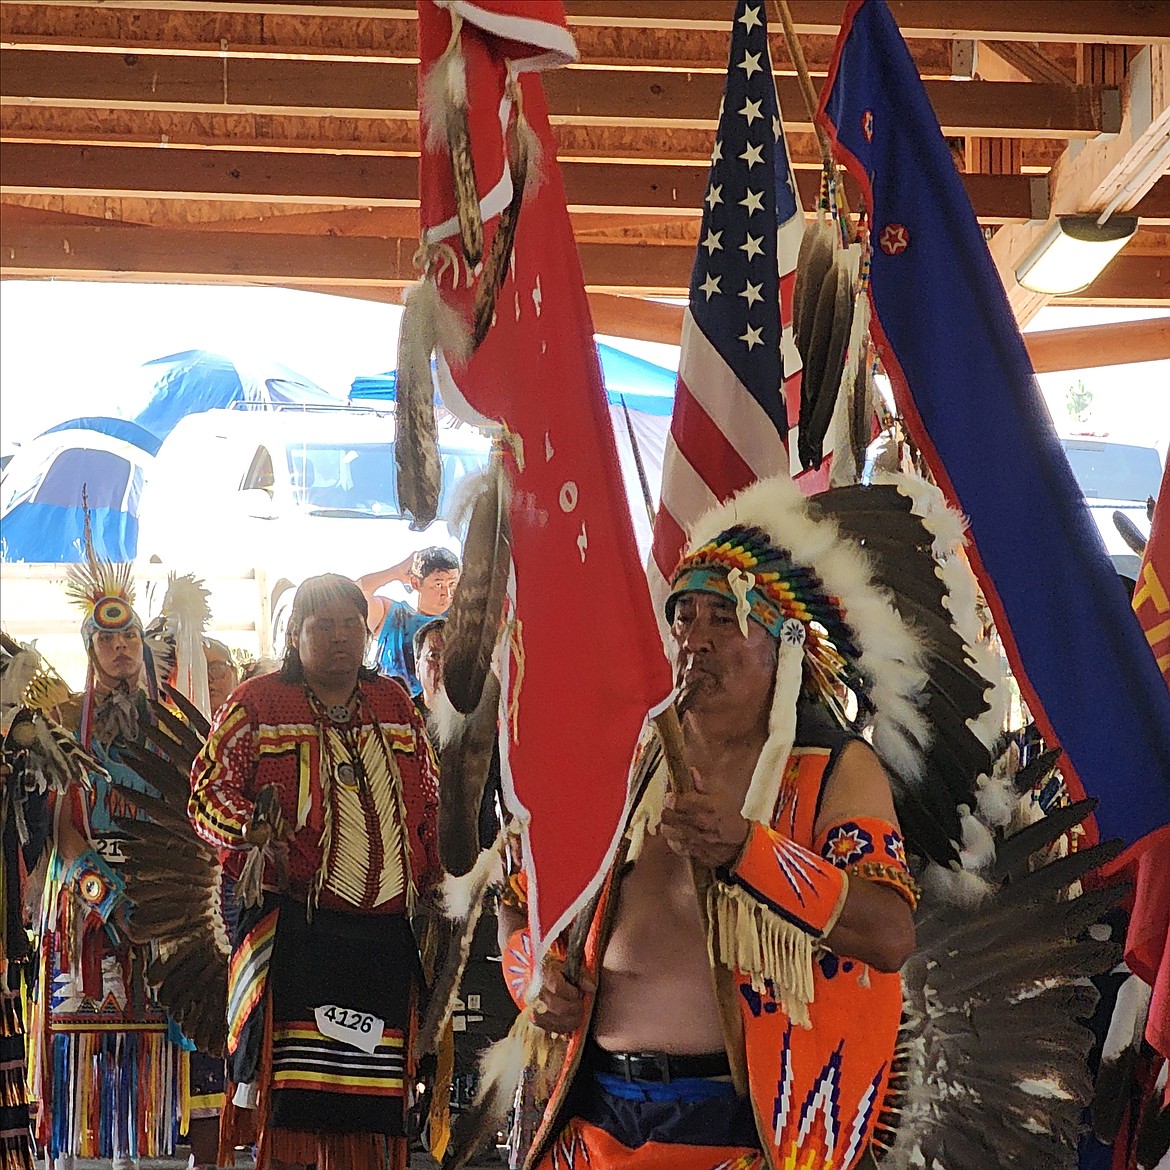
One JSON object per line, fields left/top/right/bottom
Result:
{"left": 414, "top": 546, "right": 460, "bottom": 580}
{"left": 279, "top": 573, "right": 378, "bottom": 683}
{"left": 413, "top": 616, "right": 446, "bottom": 662}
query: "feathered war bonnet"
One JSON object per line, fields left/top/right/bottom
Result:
{"left": 667, "top": 472, "right": 1004, "bottom": 843}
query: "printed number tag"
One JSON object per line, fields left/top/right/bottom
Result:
{"left": 314, "top": 1004, "right": 384, "bottom": 1054}
{"left": 95, "top": 838, "right": 126, "bottom": 864}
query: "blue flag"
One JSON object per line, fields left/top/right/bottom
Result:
{"left": 818, "top": 0, "right": 1170, "bottom": 845}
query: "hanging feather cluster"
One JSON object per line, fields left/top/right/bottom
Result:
{"left": 798, "top": 239, "right": 859, "bottom": 472}
{"left": 417, "top": 839, "right": 504, "bottom": 1058}
{"left": 160, "top": 573, "right": 212, "bottom": 718}
{"left": 880, "top": 743, "right": 1126, "bottom": 1170}
{"left": 442, "top": 459, "right": 511, "bottom": 715}
{"left": 792, "top": 169, "right": 870, "bottom": 476}
{"left": 438, "top": 675, "right": 501, "bottom": 879}
{"left": 109, "top": 690, "right": 230, "bottom": 1056}
{"left": 421, "top": 12, "right": 483, "bottom": 268}
{"left": 472, "top": 99, "right": 540, "bottom": 348}
{"left": 1, "top": 632, "right": 97, "bottom": 797}
{"left": 395, "top": 277, "right": 472, "bottom": 530}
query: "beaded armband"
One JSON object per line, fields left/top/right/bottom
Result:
{"left": 845, "top": 860, "right": 922, "bottom": 911}
{"left": 816, "top": 816, "right": 918, "bottom": 911}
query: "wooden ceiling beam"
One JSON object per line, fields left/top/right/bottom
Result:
{"left": 0, "top": 105, "right": 1075, "bottom": 173}
{"left": 563, "top": 2, "right": 1170, "bottom": 43}
{"left": 9, "top": 2, "right": 1167, "bottom": 43}
{"left": 0, "top": 218, "right": 692, "bottom": 292}
{"left": 1058, "top": 254, "right": 1169, "bottom": 304}
{"left": 0, "top": 141, "right": 704, "bottom": 215}
{"left": 3, "top": 140, "right": 1110, "bottom": 224}
{"left": 0, "top": 7, "right": 963, "bottom": 77}
{"left": 1024, "top": 315, "right": 1170, "bottom": 369}
{"left": 991, "top": 44, "right": 1170, "bottom": 324}
{"left": 4, "top": 217, "right": 1166, "bottom": 302}
{"left": 0, "top": 46, "right": 1115, "bottom": 138}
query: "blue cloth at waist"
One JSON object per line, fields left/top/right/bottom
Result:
{"left": 593, "top": 1071, "right": 738, "bottom": 1103}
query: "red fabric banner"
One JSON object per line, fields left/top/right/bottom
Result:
{"left": 417, "top": 1, "right": 673, "bottom": 960}
{"left": 1121, "top": 459, "right": 1170, "bottom": 1071}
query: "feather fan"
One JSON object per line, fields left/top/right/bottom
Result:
{"left": 107, "top": 698, "right": 230, "bottom": 1056}
{"left": 884, "top": 748, "right": 1124, "bottom": 1170}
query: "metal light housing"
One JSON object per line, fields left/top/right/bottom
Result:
{"left": 1015, "top": 214, "right": 1139, "bottom": 295}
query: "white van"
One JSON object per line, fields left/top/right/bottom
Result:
{"left": 136, "top": 404, "right": 490, "bottom": 638}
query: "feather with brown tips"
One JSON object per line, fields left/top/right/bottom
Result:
{"left": 442, "top": 460, "right": 511, "bottom": 715}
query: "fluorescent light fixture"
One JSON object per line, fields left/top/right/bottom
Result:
{"left": 1015, "top": 214, "right": 1138, "bottom": 295}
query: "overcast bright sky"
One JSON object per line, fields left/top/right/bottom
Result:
{"left": 0, "top": 281, "right": 1166, "bottom": 459}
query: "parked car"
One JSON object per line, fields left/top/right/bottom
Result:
{"left": 1059, "top": 435, "right": 1163, "bottom": 578}
{"left": 136, "top": 404, "right": 490, "bottom": 643}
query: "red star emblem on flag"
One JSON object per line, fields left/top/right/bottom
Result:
{"left": 862, "top": 109, "right": 874, "bottom": 141}
{"left": 879, "top": 223, "right": 910, "bottom": 255}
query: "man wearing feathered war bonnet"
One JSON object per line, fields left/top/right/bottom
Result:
{"left": 503, "top": 476, "right": 929, "bottom": 1170}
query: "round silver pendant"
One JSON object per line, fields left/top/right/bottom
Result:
{"left": 327, "top": 704, "right": 351, "bottom": 724}
{"left": 337, "top": 761, "right": 358, "bottom": 789}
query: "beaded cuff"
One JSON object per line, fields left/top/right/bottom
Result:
{"left": 502, "top": 926, "right": 565, "bottom": 1009}
{"left": 845, "top": 860, "right": 922, "bottom": 911}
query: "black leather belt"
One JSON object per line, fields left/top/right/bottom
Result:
{"left": 589, "top": 1042, "right": 731, "bottom": 1083}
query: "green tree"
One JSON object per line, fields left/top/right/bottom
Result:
{"left": 1065, "top": 380, "right": 1093, "bottom": 425}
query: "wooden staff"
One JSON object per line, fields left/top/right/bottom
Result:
{"left": 653, "top": 703, "right": 749, "bottom": 1096}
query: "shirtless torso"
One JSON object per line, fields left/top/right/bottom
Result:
{"left": 592, "top": 724, "right": 760, "bottom": 1056}
{"left": 590, "top": 831, "right": 723, "bottom": 1054}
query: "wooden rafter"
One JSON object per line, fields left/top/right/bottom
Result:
{"left": 991, "top": 44, "right": 1170, "bottom": 323}
{"left": 0, "top": 5, "right": 968, "bottom": 77}
{"left": 3, "top": 216, "right": 1167, "bottom": 304}
{"left": 10, "top": 140, "right": 1156, "bottom": 225}
{"left": 0, "top": 104, "right": 1076, "bottom": 175}
{"left": 0, "top": 46, "right": 1115, "bottom": 138}
{"left": 10, "top": 1, "right": 1168, "bottom": 44}
{"left": 0, "top": 0, "right": 1165, "bottom": 314}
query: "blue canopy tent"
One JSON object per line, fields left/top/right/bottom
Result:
{"left": 349, "top": 342, "right": 675, "bottom": 415}
{"left": 132, "top": 350, "right": 340, "bottom": 442}
{"left": 0, "top": 418, "right": 159, "bottom": 562}
{"left": 350, "top": 342, "right": 676, "bottom": 555}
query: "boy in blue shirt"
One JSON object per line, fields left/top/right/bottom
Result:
{"left": 358, "top": 547, "right": 460, "bottom": 691}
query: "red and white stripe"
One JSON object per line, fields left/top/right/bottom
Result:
{"left": 648, "top": 194, "right": 809, "bottom": 611}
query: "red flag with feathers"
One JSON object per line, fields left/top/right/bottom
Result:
{"left": 416, "top": 1, "right": 673, "bottom": 964}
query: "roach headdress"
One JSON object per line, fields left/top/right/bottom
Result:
{"left": 65, "top": 509, "right": 143, "bottom": 651}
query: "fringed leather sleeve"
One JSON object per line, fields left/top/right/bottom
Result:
{"left": 709, "top": 821, "right": 849, "bottom": 1027}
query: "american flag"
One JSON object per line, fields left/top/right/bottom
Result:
{"left": 649, "top": 0, "right": 811, "bottom": 604}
